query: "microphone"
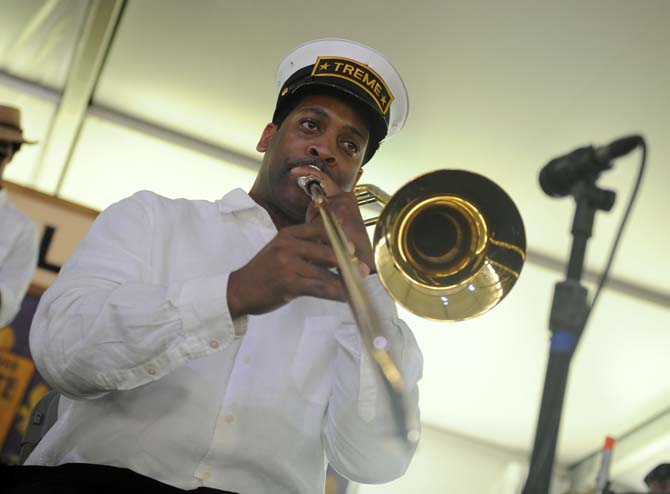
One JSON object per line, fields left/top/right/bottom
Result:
{"left": 539, "top": 135, "right": 642, "bottom": 197}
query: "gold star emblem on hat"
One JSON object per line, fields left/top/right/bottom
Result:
{"left": 380, "top": 95, "right": 387, "bottom": 105}
{"left": 319, "top": 62, "right": 330, "bottom": 71}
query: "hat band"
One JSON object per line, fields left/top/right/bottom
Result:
{"left": 0, "top": 123, "right": 23, "bottom": 133}
{"left": 310, "top": 56, "right": 394, "bottom": 116}
{"left": 277, "top": 65, "right": 391, "bottom": 129}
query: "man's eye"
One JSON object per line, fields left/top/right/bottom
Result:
{"left": 300, "top": 119, "right": 318, "bottom": 131}
{"left": 343, "top": 141, "right": 359, "bottom": 155}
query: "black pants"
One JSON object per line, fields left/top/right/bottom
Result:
{"left": 1, "top": 463, "right": 240, "bottom": 494}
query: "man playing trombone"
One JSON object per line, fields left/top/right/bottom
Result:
{"left": 8, "top": 39, "right": 423, "bottom": 494}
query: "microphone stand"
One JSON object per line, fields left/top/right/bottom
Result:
{"left": 523, "top": 180, "right": 615, "bottom": 494}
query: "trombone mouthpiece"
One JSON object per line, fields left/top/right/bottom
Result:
{"left": 297, "top": 175, "right": 322, "bottom": 196}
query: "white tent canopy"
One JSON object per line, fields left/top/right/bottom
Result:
{"left": 1, "top": 1, "right": 668, "bottom": 492}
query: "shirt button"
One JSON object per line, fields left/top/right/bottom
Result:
{"left": 209, "top": 340, "right": 219, "bottom": 349}
{"left": 225, "top": 414, "right": 235, "bottom": 424}
{"left": 147, "top": 367, "right": 157, "bottom": 376}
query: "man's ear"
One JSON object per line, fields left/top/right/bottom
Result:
{"left": 257, "top": 123, "right": 277, "bottom": 153}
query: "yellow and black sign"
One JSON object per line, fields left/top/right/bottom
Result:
{"left": 311, "top": 56, "right": 394, "bottom": 116}
{"left": 0, "top": 346, "right": 35, "bottom": 446}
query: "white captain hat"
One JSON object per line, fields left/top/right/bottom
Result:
{"left": 272, "top": 38, "right": 409, "bottom": 163}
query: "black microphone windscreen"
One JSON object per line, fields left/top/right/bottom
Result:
{"left": 597, "top": 135, "right": 643, "bottom": 162}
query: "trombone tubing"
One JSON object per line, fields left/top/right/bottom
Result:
{"left": 303, "top": 180, "right": 404, "bottom": 387}
{"left": 299, "top": 176, "right": 416, "bottom": 443}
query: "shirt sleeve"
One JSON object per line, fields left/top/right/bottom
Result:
{"left": 322, "top": 275, "right": 423, "bottom": 484}
{"left": 29, "top": 192, "right": 246, "bottom": 400}
{"left": 0, "top": 216, "right": 38, "bottom": 326}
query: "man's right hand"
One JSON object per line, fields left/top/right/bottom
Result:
{"left": 227, "top": 221, "right": 357, "bottom": 318}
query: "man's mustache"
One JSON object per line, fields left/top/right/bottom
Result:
{"left": 286, "top": 158, "right": 328, "bottom": 173}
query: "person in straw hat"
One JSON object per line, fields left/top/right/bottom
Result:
{"left": 11, "top": 39, "right": 422, "bottom": 494}
{"left": 0, "top": 104, "right": 38, "bottom": 327}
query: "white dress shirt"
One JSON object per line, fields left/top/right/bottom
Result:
{"left": 0, "top": 188, "right": 38, "bottom": 326}
{"left": 27, "top": 189, "right": 423, "bottom": 494}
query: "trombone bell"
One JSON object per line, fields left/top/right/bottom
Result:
{"left": 356, "top": 169, "right": 526, "bottom": 322}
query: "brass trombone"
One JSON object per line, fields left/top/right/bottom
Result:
{"left": 298, "top": 169, "right": 526, "bottom": 444}
{"left": 358, "top": 169, "right": 526, "bottom": 321}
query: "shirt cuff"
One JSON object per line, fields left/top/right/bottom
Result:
{"left": 170, "top": 271, "right": 248, "bottom": 346}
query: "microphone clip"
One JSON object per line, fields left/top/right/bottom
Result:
{"left": 571, "top": 181, "right": 616, "bottom": 212}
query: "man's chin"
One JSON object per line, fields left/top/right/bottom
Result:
{"left": 278, "top": 188, "right": 310, "bottom": 222}
{"left": 285, "top": 198, "right": 310, "bottom": 223}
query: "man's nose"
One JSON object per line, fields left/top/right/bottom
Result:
{"left": 307, "top": 139, "right": 336, "bottom": 166}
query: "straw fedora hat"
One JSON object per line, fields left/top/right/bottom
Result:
{"left": 0, "top": 104, "right": 36, "bottom": 144}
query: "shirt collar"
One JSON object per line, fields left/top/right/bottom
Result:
{"left": 216, "top": 188, "right": 262, "bottom": 215}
